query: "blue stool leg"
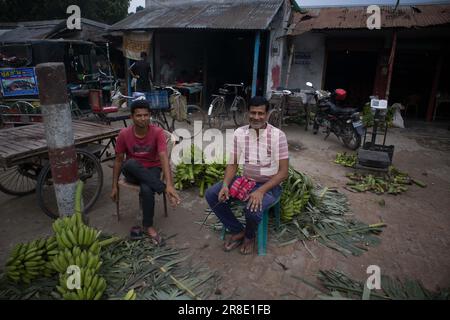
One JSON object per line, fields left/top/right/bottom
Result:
{"left": 274, "top": 202, "right": 281, "bottom": 232}
{"left": 220, "top": 224, "right": 226, "bottom": 240}
{"left": 258, "top": 209, "right": 268, "bottom": 256}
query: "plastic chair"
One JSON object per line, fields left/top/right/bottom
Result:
{"left": 220, "top": 196, "right": 281, "bottom": 256}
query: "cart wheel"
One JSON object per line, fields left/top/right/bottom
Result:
{"left": 0, "top": 163, "right": 42, "bottom": 196}
{"left": 36, "top": 150, "right": 103, "bottom": 219}
{"left": 268, "top": 108, "right": 282, "bottom": 128}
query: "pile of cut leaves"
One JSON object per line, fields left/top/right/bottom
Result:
{"left": 294, "top": 270, "right": 449, "bottom": 300}
{"left": 0, "top": 237, "right": 218, "bottom": 300}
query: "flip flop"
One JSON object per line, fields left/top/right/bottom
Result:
{"left": 223, "top": 238, "right": 243, "bottom": 252}
{"left": 129, "top": 226, "right": 143, "bottom": 240}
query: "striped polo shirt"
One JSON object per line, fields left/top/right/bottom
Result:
{"left": 230, "top": 123, "right": 289, "bottom": 182}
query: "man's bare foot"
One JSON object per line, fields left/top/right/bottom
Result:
{"left": 146, "top": 227, "right": 164, "bottom": 246}
{"left": 240, "top": 237, "right": 255, "bottom": 255}
{"left": 223, "top": 230, "right": 245, "bottom": 252}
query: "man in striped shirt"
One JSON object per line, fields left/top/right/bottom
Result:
{"left": 205, "top": 96, "right": 289, "bottom": 254}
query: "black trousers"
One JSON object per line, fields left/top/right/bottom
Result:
{"left": 121, "top": 159, "right": 166, "bottom": 228}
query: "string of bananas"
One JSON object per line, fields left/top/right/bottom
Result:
{"left": 334, "top": 152, "right": 357, "bottom": 167}
{"left": 56, "top": 268, "right": 106, "bottom": 300}
{"left": 345, "top": 166, "right": 425, "bottom": 194}
{"left": 280, "top": 167, "right": 316, "bottom": 222}
{"left": 123, "top": 289, "right": 137, "bottom": 300}
{"left": 52, "top": 212, "right": 101, "bottom": 250}
{"left": 5, "top": 236, "right": 58, "bottom": 283}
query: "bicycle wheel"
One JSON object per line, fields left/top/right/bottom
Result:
{"left": 36, "top": 150, "right": 103, "bottom": 219}
{"left": 185, "top": 105, "right": 206, "bottom": 138}
{"left": 232, "top": 97, "right": 248, "bottom": 127}
{"left": 268, "top": 108, "right": 282, "bottom": 128}
{"left": 208, "top": 97, "right": 226, "bottom": 129}
{"left": 0, "top": 162, "right": 43, "bottom": 196}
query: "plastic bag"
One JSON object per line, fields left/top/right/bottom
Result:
{"left": 391, "top": 103, "right": 405, "bottom": 128}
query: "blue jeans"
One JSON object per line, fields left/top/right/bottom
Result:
{"left": 205, "top": 176, "right": 282, "bottom": 240}
{"left": 121, "top": 159, "right": 166, "bottom": 228}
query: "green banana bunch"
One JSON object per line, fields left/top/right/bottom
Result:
{"left": 123, "top": 289, "right": 137, "bottom": 300}
{"left": 280, "top": 167, "right": 315, "bottom": 222}
{"left": 54, "top": 218, "right": 101, "bottom": 250}
{"left": 51, "top": 246, "right": 102, "bottom": 274}
{"left": 334, "top": 152, "right": 356, "bottom": 167}
{"left": 5, "top": 238, "right": 50, "bottom": 283}
{"left": 56, "top": 268, "right": 107, "bottom": 300}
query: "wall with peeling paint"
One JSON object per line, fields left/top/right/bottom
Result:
{"left": 284, "top": 32, "right": 326, "bottom": 90}
{"left": 265, "top": 0, "right": 290, "bottom": 98}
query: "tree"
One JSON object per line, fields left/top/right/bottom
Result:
{"left": 0, "top": 0, "right": 131, "bottom": 25}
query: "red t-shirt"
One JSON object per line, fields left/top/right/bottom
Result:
{"left": 115, "top": 125, "right": 167, "bottom": 168}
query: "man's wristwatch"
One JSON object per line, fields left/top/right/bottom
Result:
{"left": 222, "top": 182, "right": 228, "bottom": 189}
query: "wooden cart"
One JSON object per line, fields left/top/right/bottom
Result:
{"left": 0, "top": 120, "right": 120, "bottom": 218}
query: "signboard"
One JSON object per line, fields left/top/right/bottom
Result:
{"left": 123, "top": 31, "right": 153, "bottom": 61}
{"left": 294, "top": 51, "right": 311, "bottom": 65}
{"left": 0, "top": 67, "right": 39, "bottom": 97}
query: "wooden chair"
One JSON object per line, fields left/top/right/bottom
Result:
{"left": 115, "top": 129, "right": 176, "bottom": 221}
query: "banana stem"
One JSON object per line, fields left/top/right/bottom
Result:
{"left": 75, "top": 180, "right": 84, "bottom": 215}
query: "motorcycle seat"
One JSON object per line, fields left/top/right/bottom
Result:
{"left": 330, "top": 105, "right": 358, "bottom": 114}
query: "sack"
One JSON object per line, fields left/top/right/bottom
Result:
{"left": 229, "top": 176, "right": 256, "bottom": 202}
{"left": 169, "top": 94, "right": 188, "bottom": 122}
{"left": 391, "top": 103, "right": 405, "bottom": 128}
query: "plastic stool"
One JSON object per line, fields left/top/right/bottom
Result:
{"left": 220, "top": 197, "right": 281, "bottom": 256}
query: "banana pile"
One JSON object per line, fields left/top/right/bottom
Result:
{"left": 345, "top": 166, "right": 426, "bottom": 195}
{"left": 50, "top": 211, "right": 108, "bottom": 300}
{"left": 5, "top": 237, "right": 58, "bottom": 283}
{"left": 280, "top": 168, "right": 316, "bottom": 222}
{"left": 4, "top": 181, "right": 120, "bottom": 300}
{"left": 334, "top": 152, "right": 356, "bottom": 168}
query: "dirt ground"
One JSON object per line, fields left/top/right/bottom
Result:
{"left": 1, "top": 119, "right": 449, "bottom": 299}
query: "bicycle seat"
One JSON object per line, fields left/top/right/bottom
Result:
{"left": 282, "top": 90, "right": 292, "bottom": 95}
{"left": 224, "top": 83, "right": 244, "bottom": 88}
{"left": 211, "top": 94, "right": 224, "bottom": 98}
{"left": 218, "top": 88, "right": 229, "bottom": 95}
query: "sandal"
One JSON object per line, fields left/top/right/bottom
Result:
{"left": 223, "top": 237, "right": 243, "bottom": 252}
{"left": 129, "top": 226, "right": 143, "bottom": 240}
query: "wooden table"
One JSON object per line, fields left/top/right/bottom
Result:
{"left": 0, "top": 120, "right": 120, "bottom": 168}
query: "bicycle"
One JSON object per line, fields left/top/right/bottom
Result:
{"left": 163, "top": 86, "right": 206, "bottom": 138}
{"left": 267, "top": 89, "right": 311, "bottom": 131}
{"left": 208, "top": 83, "right": 248, "bottom": 129}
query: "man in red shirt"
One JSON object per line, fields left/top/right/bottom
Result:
{"left": 111, "top": 100, "right": 180, "bottom": 245}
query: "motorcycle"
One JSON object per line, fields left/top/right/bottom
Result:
{"left": 306, "top": 82, "right": 364, "bottom": 150}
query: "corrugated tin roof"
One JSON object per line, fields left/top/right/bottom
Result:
{"left": 0, "top": 19, "right": 110, "bottom": 43}
{"left": 288, "top": 4, "right": 450, "bottom": 36}
{"left": 110, "top": 0, "right": 284, "bottom": 31}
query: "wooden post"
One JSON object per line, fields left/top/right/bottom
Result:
{"left": 252, "top": 31, "right": 261, "bottom": 97}
{"left": 426, "top": 53, "right": 444, "bottom": 122}
{"left": 385, "top": 31, "right": 397, "bottom": 102}
{"left": 36, "top": 63, "right": 78, "bottom": 217}
{"left": 284, "top": 40, "right": 295, "bottom": 88}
